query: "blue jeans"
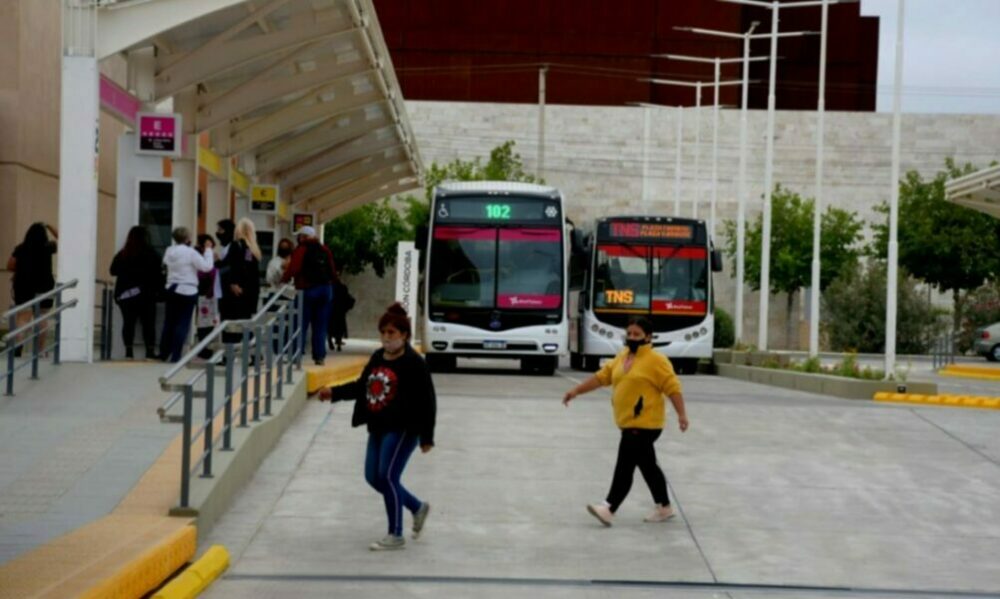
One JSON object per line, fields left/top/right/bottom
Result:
{"left": 301, "top": 284, "right": 332, "bottom": 361}
{"left": 159, "top": 291, "right": 197, "bottom": 362}
{"left": 365, "top": 430, "right": 422, "bottom": 536}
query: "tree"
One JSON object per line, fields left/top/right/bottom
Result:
{"left": 823, "top": 260, "right": 944, "bottom": 354}
{"left": 322, "top": 141, "right": 539, "bottom": 277}
{"left": 870, "top": 159, "right": 1000, "bottom": 332}
{"left": 323, "top": 199, "right": 410, "bottom": 277}
{"left": 723, "top": 185, "right": 865, "bottom": 345}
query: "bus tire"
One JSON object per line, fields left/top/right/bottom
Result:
{"left": 539, "top": 356, "right": 558, "bottom": 376}
{"left": 583, "top": 355, "right": 601, "bottom": 372}
{"left": 673, "top": 358, "right": 697, "bottom": 375}
{"left": 427, "top": 354, "right": 456, "bottom": 373}
{"left": 570, "top": 352, "right": 583, "bottom": 370}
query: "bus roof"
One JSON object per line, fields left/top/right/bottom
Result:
{"left": 436, "top": 181, "right": 561, "bottom": 198}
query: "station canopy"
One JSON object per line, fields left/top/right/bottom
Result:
{"left": 108, "top": 0, "right": 421, "bottom": 221}
{"left": 946, "top": 164, "right": 1000, "bottom": 219}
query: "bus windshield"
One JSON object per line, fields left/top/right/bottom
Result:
{"left": 593, "top": 244, "right": 708, "bottom": 315}
{"left": 430, "top": 226, "right": 563, "bottom": 310}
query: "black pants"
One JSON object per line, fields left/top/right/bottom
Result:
{"left": 118, "top": 297, "right": 156, "bottom": 356}
{"left": 159, "top": 291, "right": 198, "bottom": 363}
{"left": 606, "top": 428, "right": 670, "bottom": 512}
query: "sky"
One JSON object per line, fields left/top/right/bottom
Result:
{"left": 861, "top": 0, "right": 1000, "bottom": 114}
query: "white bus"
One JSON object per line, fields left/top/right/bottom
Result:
{"left": 422, "top": 181, "right": 569, "bottom": 375}
{"left": 569, "top": 215, "right": 723, "bottom": 374}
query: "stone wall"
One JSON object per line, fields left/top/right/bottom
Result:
{"left": 346, "top": 100, "right": 1000, "bottom": 350}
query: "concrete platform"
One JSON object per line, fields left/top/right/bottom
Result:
{"left": 201, "top": 365, "right": 1000, "bottom": 598}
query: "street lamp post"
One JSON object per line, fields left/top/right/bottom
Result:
{"left": 643, "top": 77, "right": 744, "bottom": 223}
{"left": 886, "top": 0, "right": 906, "bottom": 379}
{"left": 675, "top": 105, "right": 683, "bottom": 215}
{"left": 719, "top": 0, "right": 826, "bottom": 350}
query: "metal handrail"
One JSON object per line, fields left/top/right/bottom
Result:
{"left": 2, "top": 280, "right": 79, "bottom": 396}
{"left": 156, "top": 284, "right": 305, "bottom": 509}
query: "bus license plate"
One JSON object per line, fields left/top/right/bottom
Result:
{"left": 483, "top": 340, "right": 507, "bottom": 350}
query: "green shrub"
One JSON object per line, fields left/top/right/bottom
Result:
{"left": 714, "top": 307, "right": 736, "bottom": 348}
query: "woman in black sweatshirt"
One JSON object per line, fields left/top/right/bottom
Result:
{"left": 319, "top": 303, "right": 436, "bottom": 551}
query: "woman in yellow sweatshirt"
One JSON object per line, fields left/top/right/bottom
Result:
{"left": 563, "top": 316, "right": 689, "bottom": 526}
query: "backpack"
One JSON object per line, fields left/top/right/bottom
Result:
{"left": 302, "top": 243, "right": 333, "bottom": 288}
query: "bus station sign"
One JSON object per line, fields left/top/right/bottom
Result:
{"left": 250, "top": 184, "right": 279, "bottom": 214}
{"left": 136, "top": 113, "right": 181, "bottom": 157}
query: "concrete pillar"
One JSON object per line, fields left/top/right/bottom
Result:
{"left": 57, "top": 1, "right": 99, "bottom": 362}
{"left": 172, "top": 91, "right": 198, "bottom": 233}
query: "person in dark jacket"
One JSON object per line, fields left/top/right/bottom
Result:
{"left": 319, "top": 303, "right": 436, "bottom": 551}
{"left": 327, "top": 272, "right": 354, "bottom": 351}
{"left": 219, "top": 218, "right": 261, "bottom": 343}
{"left": 110, "top": 226, "right": 162, "bottom": 359}
{"left": 281, "top": 226, "right": 337, "bottom": 365}
{"left": 7, "top": 222, "right": 58, "bottom": 357}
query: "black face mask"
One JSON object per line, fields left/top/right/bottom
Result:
{"left": 625, "top": 338, "right": 649, "bottom": 354}
{"left": 277, "top": 246, "right": 292, "bottom": 258}
{"left": 216, "top": 231, "right": 233, "bottom": 246}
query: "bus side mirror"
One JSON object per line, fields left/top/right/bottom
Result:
{"left": 415, "top": 224, "right": 429, "bottom": 253}
{"left": 571, "top": 229, "right": 587, "bottom": 258}
{"left": 579, "top": 289, "right": 590, "bottom": 311}
{"left": 711, "top": 250, "right": 724, "bottom": 273}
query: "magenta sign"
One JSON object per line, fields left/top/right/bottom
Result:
{"left": 136, "top": 113, "right": 181, "bottom": 156}
{"left": 497, "top": 294, "right": 562, "bottom": 309}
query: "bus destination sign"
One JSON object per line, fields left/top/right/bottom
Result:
{"left": 436, "top": 197, "right": 561, "bottom": 223}
{"left": 607, "top": 221, "right": 693, "bottom": 241}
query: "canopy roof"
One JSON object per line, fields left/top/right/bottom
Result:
{"left": 946, "top": 164, "right": 1000, "bottom": 219}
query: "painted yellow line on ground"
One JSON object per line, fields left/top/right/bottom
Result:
{"left": 938, "top": 364, "right": 1000, "bottom": 381}
{"left": 873, "top": 392, "right": 1000, "bottom": 410}
{"left": 79, "top": 524, "right": 197, "bottom": 599}
{"left": 152, "top": 545, "right": 230, "bottom": 599}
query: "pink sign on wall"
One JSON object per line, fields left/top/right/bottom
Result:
{"left": 136, "top": 112, "right": 181, "bottom": 156}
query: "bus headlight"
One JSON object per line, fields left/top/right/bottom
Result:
{"left": 543, "top": 344, "right": 559, "bottom": 353}
{"left": 684, "top": 334, "right": 693, "bottom": 341}
{"left": 692, "top": 331, "right": 700, "bottom": 339}
{"left": 591, "top": 324, "right": 600, "bottom": 333}
{"left": 432, "top": 341, "right": 448, "bottom": 350}
{"left": 605, "top": 331, "right": 614, "bottom": 339}
{"left": 700, "top": 327, "right": 708, "bottom": 336}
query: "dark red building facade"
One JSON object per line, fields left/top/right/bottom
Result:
{"left": 375, "top": 1, "right": 878, "bottom": 111}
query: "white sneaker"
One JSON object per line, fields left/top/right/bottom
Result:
{"left": 369, "top": 534, "right": 405, "bottom": 551}
{"left": 643, "top": 504, "right": 676, "bottom": 523}
{"left": 412, "top": 502, "right": 431, "bottom": 539}
{"left": 586, "top": 503, "right": 614, "bottom": 527}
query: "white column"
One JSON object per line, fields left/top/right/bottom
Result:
{"left": 693, "top": 82, "right": 702, "bottom": 219}
{"left": 57, "top": 1, "right": 99, "bottom": 362}
{"left": 885, "top": 0, "right": 906, "bottom": 378}
{"left": 809, "top": 0, "right": 830, "bottom": 357}
{"left": 736, "top": 33, "right": 752, "bottom": 344}
{"left": 674, "top": 106, "right": 683, "bottom": 215}
{"left": 711, "top": 58, "right": 721, "bottom": 240}
{"left": 758, "top": 3, "right": 780, "bottom": 351}
{"left": 172, "top": 91, "right": 199, "bottom": 233}
{"left": 641, "top": 105, "right": 651, "bottom": 214}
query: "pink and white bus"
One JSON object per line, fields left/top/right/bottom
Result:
{"left": 422, "top": 182, "right": 568, "bottom": 375}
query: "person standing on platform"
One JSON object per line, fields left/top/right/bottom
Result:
{"left": 110, "top": 225, "right": 162, "bottom": 359}
{"left": 7, "top": 222, "right": 58, "bottom": 357}
{"left": 281, "top": 226, "right": 337, "bottom": 366}
{"left": 328, "top": 270, "right": 354, "bottom": 352}
{"left": 318, "top": 303, "right": 436, "bottom": 551}
{"left": 194, "top": 234, "right": 220, "bottom": 359}
{"left": 159, "top": 227, "right": 214, "bottom": 362}
{"left": 220, "top": 218, "right": 262, "bottom": 339}
{"left": 215, "top": 219, "right": 239, "bottom": 343}
{"left": 562, "top": 316, "right": 689, "bottom": 526}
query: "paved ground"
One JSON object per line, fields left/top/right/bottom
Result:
{"left": 0, "top": 360, "right": 176, "bottom": 563}
{"left": 201, "top": 360, "right": 1000, "bottom": 599}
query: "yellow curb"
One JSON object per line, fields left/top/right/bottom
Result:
{"left": 939, "top": 364, "right": 1000, "bottom": 381}
{"left": 152, "top": 545, "right": 230, "bottom": 599}
{"left": 873, "top": 392, "right": 1000, "bottom": 410}
{"left": 79, "top": 524, "right": 197, "bottom": 599}
{"left": 306, "top": 356, "right": 368, "bottom": 394}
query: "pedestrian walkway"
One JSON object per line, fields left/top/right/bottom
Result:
{"left": 201, "top": 366, "right": 1000, "bottom": 598}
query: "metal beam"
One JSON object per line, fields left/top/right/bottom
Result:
{"left": 290, "top": 146, "right": 406, "bottom": 204}
{"left": 256, "top": 101, "right": 390, "bottom": 175}
{"left": 276, "top": 125, "right": 398, "bottom": 188}
{"left": 98, "top": 0, "right": 263, "bottom": 60}
{"left": 306, "top": 164, "right": 413, "bottom": 214}
{"left": 213, "top": 77, "right": 379, "bottom": 154}
{"left": 317, "top": 177, "right": 420, "bottom": 222}
{"left": 196, "top": 46, "right": 370, "bottom": 131}
{"left": 155, "top": 12, "right": 356, "bottom": 99}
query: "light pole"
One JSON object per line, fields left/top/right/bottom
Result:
{"left": 675, "top": 105, "right": 683, "bottom": 215}
{"left": 644, "top": 77, "right": 743, "bottom": 222}
{"left": 886, "top": 0, "right": 906, "bottom": 379}
{"left": 538, "top": 65, "right": 548, "bottom": 180}
{"left": 659, "top": 54, "right": 767, "bottom": 240}
{"left": 720, "top": 0, "right": 823, "bottom": 350}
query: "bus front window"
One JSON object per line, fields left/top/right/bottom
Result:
{"left": 592, "top": 244, "right": 650, "bottom": 311}
{"left": 429, "top": 227, "right": 497, "bottom": 308}
{"left": 497, "top": 229, "right": 563, "bottom": 309}
{"left": 651, "top": 247, "right": 708, "bottom": 315}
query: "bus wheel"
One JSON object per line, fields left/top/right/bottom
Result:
{"left": 427, "top": 354, "right": 456, "bottom": 373}
{"left": 539, "top": 356, "right": 558, "bottom": 376}
{"left": 570, "top": 352, "right": 583, "bottom": 370}
{"left": 583, "top": 356, "right": 601, "bottom": 372}
{"left": 674, "top": 358, "right": 697, "bottom": 375}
